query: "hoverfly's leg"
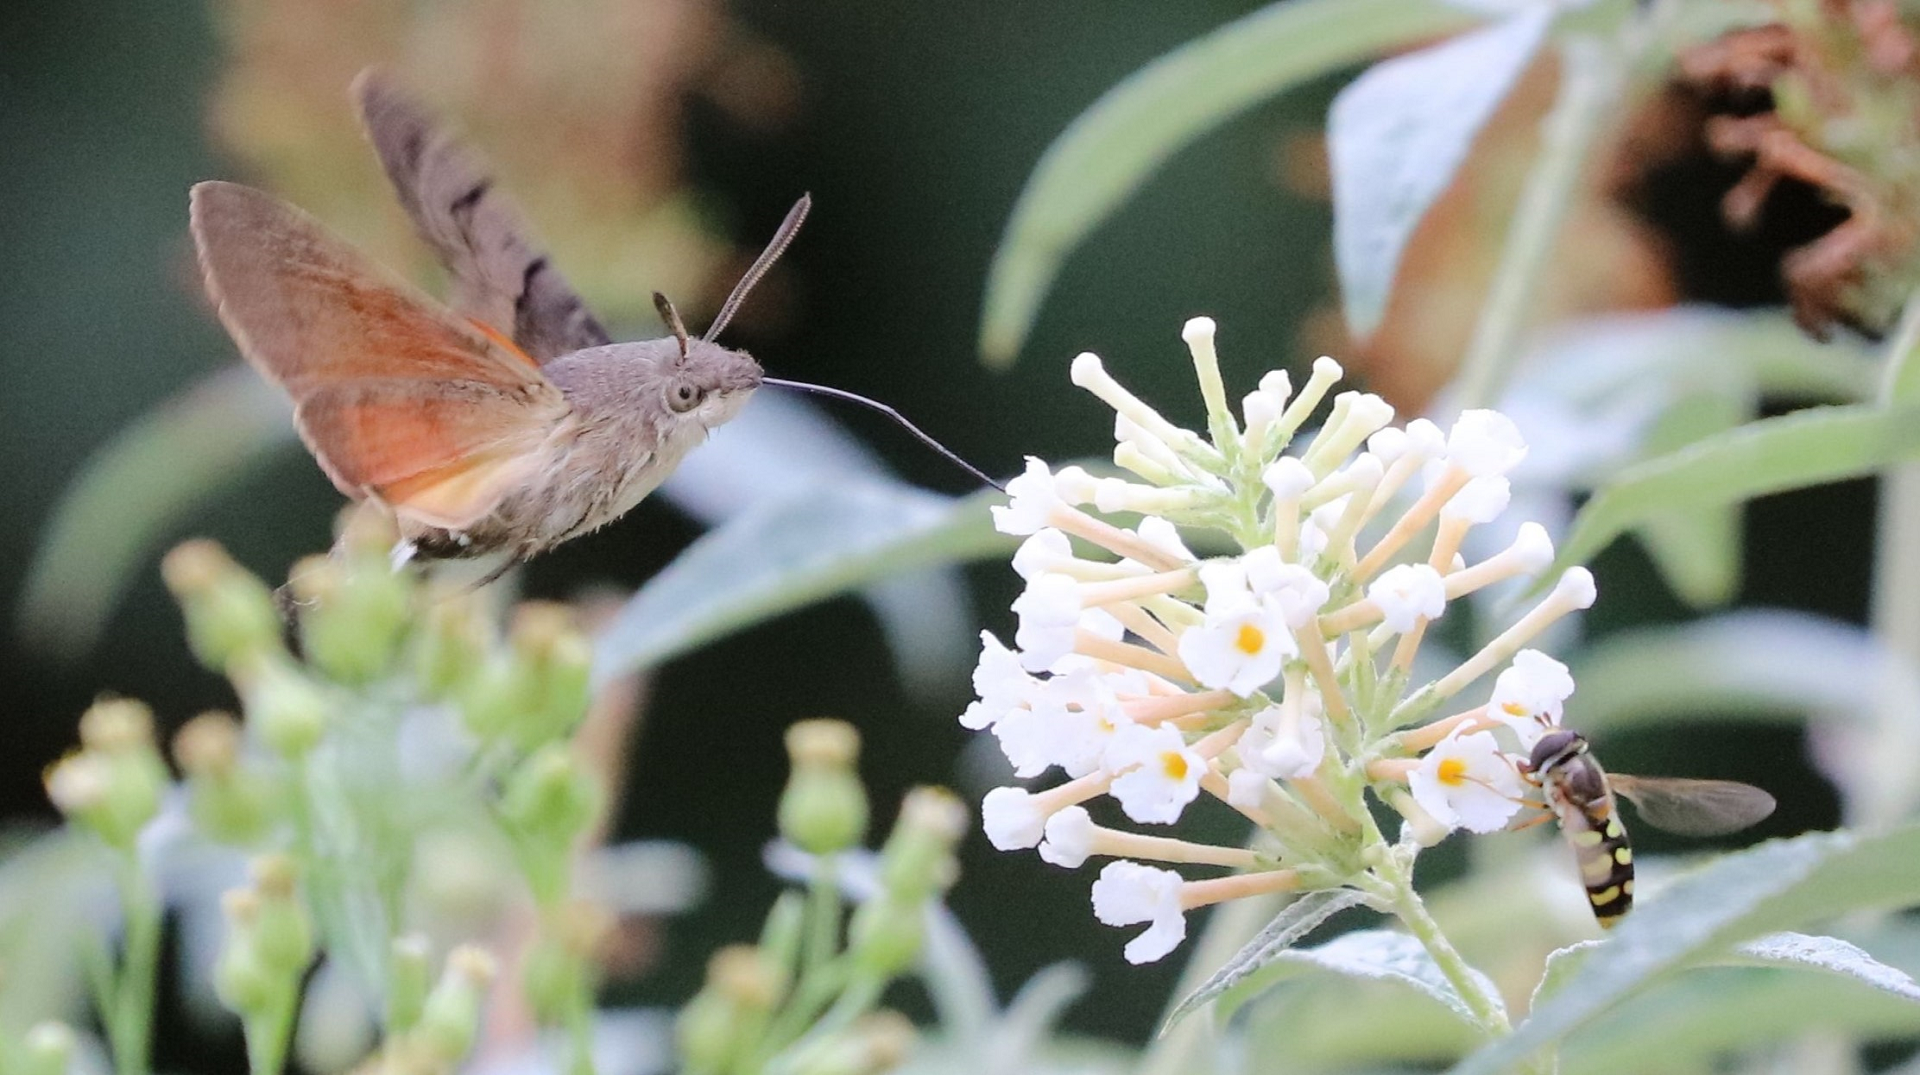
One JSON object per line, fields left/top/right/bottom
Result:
{"left": 1505, "top": 801, "right": 1556, "bottom": 832}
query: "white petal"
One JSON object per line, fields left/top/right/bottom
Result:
{"left": 981, "top": 786, "right": 1049, "bottom": 850}
{"left": 1038, "top": 806, "right": 1096, "bottom": 868}
{"left": 1445, "top": 410, "right": 1527, "bottom": 477}
{"left": 1012, "top": 529, "right": 1073, "bottom": 580}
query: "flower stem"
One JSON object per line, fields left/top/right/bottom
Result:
{"left": 242, "top": 988, "right": 298, "bottom": 1075}
{"left": 1866, "top": 288, "right": 1920, "bottom": 825}
{"left": 1371, "top": 854, "right": 1518, "bottom": 1043}
{"left": 108, "top": 851, "right": 161, "bottom": 1075}
{"left": 1452, "top": 35, "right": 1623, "bottom": 412}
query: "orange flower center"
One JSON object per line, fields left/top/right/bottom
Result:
{"left": 1161, "top": 752, "right": 1190, "bottom": 781}
{"left": 1235, "top": 623, "right": 1266, "bottom": 655}
{"left": 1437, "top": 757, "right": 1470, "bottom": 786}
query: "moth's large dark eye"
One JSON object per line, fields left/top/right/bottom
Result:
{"left": 668, "top": 382, "right": 703, "bottom": 414}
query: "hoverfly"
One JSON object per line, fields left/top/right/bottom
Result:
{"left": 1519, "top": 728, "right": 1776, "bottom": 928}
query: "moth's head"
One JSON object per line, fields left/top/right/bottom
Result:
{"left": 665, "top": 338, "right": 763, "bottom": 429}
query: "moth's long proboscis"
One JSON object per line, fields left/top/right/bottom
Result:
{"left": 763, "top": 377, "right": 1005, "bottom": 492}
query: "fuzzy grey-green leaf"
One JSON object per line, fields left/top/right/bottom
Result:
{"left": 593, "top": 485, "right": 1012, "bottom": 684}
{"left": 1329, "top": 7, "right": 1551, "bottom": 337}
{"left": 1161, "top": 888, "right": 1367, "bottom": 1031}
{"left": 1549, "top": 403, "right": 1920, "bottom": 578}
{"left": 979, "top": 0, "right": 1477, "bottom": 366}
{"left": 1451, "top": 823, "right": 1920, "bottom": 1075}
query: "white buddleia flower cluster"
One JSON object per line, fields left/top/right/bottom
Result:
{"left": 964, "top": 318, "right": 1597, "bottom": 964}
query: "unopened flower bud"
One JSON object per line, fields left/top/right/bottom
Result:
{"left": 414, "top": 945, "right": 496, "bottom": 1062}
{"left": 758, "top": 890, "right": 807, "bottom": 979}
{"left": 413, "top": 589, "right": 490, "bottom": 701}
{"left": 791, "top": 1011, "right": 919, "bottom": 1075}
{"left": 163, "top": 539, "right": 284, "bottom": 673}
{"left": 289, "top": 552, "right": 411, "bottom": 685}
{"left": 677, "top": 987, "right": 743, "bottom": 1072}
{"left": 847, "top": 894, "right": 924, "bottom": 977}
{"left": 387, "top": 934, "right": 432, "bottom": 1035}
{"left": 523, "top": 901, "right": 611, "bottom": 1023}
{"left": 21, "top": 1021, "right": 76, "bottom": 1075}
{"left": 500, "top": 747, "right": 601, "bottom": 905}
{"left": 176, "top": 713, "right": 277, "bottom": 845}
{"left": 877, "top": 787, "right": 966, "bottom": 903}
{"left": 77, "top": 698, "right": 155, "bottom": 753}
{"left": 173, "top": 710, "right": 240, "bottom": 776}
{"left": 45, "top": 723, "right": 166, "bottom": 851}
{"left": 215, "top": 889, "right": 276, "bottom": 1016}
{"left": 248, "top": 855, "right": 314, "bottom": 974}
{"left": 233, "top": 653, "right": 329, "bottom": 759}
{"left": 459, "top": 603, "right": 591, "bottom": 749}
{"left": 778, "top": 720, "right": 869, "bottom": 855}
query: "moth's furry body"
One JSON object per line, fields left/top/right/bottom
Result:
{"left": 406, "top": 340, "right": 761, "bottom": 559}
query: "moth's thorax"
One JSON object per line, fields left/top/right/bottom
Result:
{"left": 404, "top": 337, "right": 763, "bottom": 557}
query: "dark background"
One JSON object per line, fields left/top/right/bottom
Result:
{"left": 0, "top": 0, "right": 1853, "bottom": 1063}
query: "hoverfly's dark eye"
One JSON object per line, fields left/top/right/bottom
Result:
{"left": 668, "top": 382, "right": 702, "bottom": 414}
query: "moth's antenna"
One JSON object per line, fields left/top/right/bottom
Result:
{"left": 764, "top": 377, "right": 1005, "bottom": 492}
{"left": 654, "top": 292, "right": 691, "bottom": 359}
{"left": 705, "top": 194, "right": 811, "bottom": 343}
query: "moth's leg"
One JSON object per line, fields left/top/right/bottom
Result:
{"left": 390, "top": 539, "right": 420, "bottom": 572}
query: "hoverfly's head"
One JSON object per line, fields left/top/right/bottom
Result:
{"left": 1525, "top": 729, "right": 1588, "bottom": 777}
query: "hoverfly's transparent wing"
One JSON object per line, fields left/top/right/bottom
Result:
{"left": 1610, "top": 776, "right": 1777, "bottom": 837}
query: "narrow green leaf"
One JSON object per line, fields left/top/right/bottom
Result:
{"left": 1242, "top": 929, "right": 1505, "bottom": 1030}
{"left": 1550, "top": 402, "right": 1920, "bottom": 577}
{"left": 1726, "top": 931, "right": 1920, "bottom": 1002}
{"left": 1161, "top": 888, "right": 1367, "bottom": 1031}
{"left": 1330, "top": 7, "right": 1552, "bottom": 336}
{"left": 1569, "top": 611, "right": 1909, "bottom": 734}
{"left": 1628, "top": 392, "right": 1747, "bottom": 607}
{"left": 979, "top": 0, "right": 1478, "bottom": 367}
{"left": 1450, "top": 823, "right": 1920, "bottom": 1075}
{"left": 16, "top": 366, "right": 295, "bottom": 658}
{"left": 592, "top": 485, "right": 1012, "bottom": 683}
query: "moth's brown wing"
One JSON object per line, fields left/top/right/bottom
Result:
{"left": 189, "top": 180, "right": 569, "bottom": 530}
{"left": 1609, "top": 775, "right": 1777, "bottom": 837}
{"left": 353, "top": 69, "right": 611, "bottom": 362}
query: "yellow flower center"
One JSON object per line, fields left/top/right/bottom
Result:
{"left": 1235, "top": 623, "right": 1266, "bottom": 655}
{"left": 1161, "top": 752, "right": 1190, "bottom": 781}
{"left": 1437, "top": 757, "right": 1470, "bottom": 786}
{"left": 1501, "top": 701, "right": 1529, "bottom": 717}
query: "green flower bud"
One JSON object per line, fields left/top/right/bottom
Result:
{"left": 499, "top": 749, "right": 601, "bottom": 903}
{"left": 288, "top": 552, "right": 412, "bottom": 685}
{"left": 675, "top": 988, "right": 741, "bottom": 1074}
{"left": 21, "top": 1021, "right": 76, "bottom": 1075}
{"left": 777, "top": 720, "right": 869, "bottom": 855}
{"left": 175, "top": 712, "right": 279, "bottom": 845}
{"left": 846, "top": 894, "right": 924, "bottom": 977}
{"left": 413, "top": 588, "right": 490, "bottom": 701}
{"left": 875, "top": 787, "right": 966, "bottom": 904}
{"left": 162, "top": 540, "right": 284, "bottom": 673}
{"left": 387, "top": 934, "right": 432, "bottom": 1036}
{"left": 248, "top": 855, "right": 314, "bottom": 974}
{"left": 457, "top": 604, "right": 590, "bottom": 750}
{"left": 758, "top": 890, "right": 807, "bottom": 984}
{"left": 789, "top": 1011, "right": 917, "bottom": 1075}
{"left": 46, "top": 701, "right": 168, "bottom": 850}
{"left": 233, "top": 653, "right": 329, "bottom": 759}
{"left": 214, "top": 890, "right": 277, "bottom": 1017}
{"left": 413, "top": 945, "right": 496, "bottom": 1063}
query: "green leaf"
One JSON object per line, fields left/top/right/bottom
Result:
{"left": 592, "top": 484, "right": 1013, "bottom": 683}
{"left": 1553, "top": 933, "right": 1920, "bottom": 1074}
{"left": 16, "top": 366, "right": 296, "bottom": 658}
{"left": 1449, "top": 823, "right": 1920, "bottom": 1075}
{"left": 1330, "top": 7, "right": 1553, "bottom": 336}
{"left": 1569, "top": 611, "right": 1910, "bottom": 733}
{"left": 1162, "top": 888, "right": 1367, "bottom": 1031}
{"left": 978, "top": 0, "right": 1478, "bottom": 367}
{"left": 1239, "top": 929, "right": 1505, "bottom": 1030}
{"left": 1549, "top": 402, "right": 1920, "bottom": 577}
{"left": 1628, "top": 392, "right": 1748, "bottom": 607}
{"left": 1726, "top": 931, "right": 1920, "bottom": 1001}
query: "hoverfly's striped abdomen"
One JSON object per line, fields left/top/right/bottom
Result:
{"left": 1570, "top": 806, "right": 1634, "bottom": 927}
{"left": 1528, "top": 729, "right": 1636, "bottom": 928}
